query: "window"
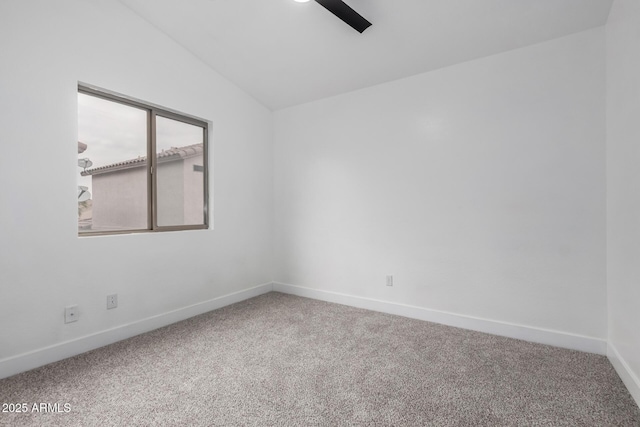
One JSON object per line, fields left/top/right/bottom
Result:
{"left": 77, "top": 85, "right": 208, "bottom": 235}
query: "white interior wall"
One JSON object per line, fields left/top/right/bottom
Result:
{"left": 0, "top": 0, "right": 273, "bottom": 374}
{"left": 606, "top": 0, "right": 640, "bottom": 404}
{"left": 274, "top": 28, "right": 607, "bottom": 343}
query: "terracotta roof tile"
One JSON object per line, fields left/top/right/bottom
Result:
{"left": 81, "top": 143, "right": 203, "bottom": 176}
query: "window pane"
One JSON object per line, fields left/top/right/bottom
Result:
{"left": 155, "top": 116, "right": 205, "bottom": 227}
{"left": 78, "top": 93, "right": 148, "bottom": 233}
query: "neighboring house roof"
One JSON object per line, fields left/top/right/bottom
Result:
{"left": 78, "top": 141, "right": 87, "bottom": 154}
{"left": 81, "top": 143, "right": 203, "bottom": 176}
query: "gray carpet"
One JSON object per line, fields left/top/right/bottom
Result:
{"left": 0, "top": 292, "right": 638, "bottom": 426}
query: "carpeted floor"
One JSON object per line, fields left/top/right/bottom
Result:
{"left": 0, "top": 292, "right": 638, "bottom": 426}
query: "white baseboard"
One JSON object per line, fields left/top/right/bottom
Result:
{"left": 2, "top": 281, "right": 614, "bottom": 383}
{"left": 608, "top": 343, "right": 640, "bottom": 407}
{"left": 0, "top": 282, "right": 274, "bottom": 380}
{"left": 273, "top": 282, "right": 607, "bottom": 355}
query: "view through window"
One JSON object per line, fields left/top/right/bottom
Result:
{"left": 77, "top": 86, "right": 208, "bottom": 235}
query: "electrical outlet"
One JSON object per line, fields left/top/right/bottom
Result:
{"left": 65, "top": 305, "right": 78, "bottom": 323}
{"left": 107, "top": 294, "right": 118, "bottom": 310}
{"left": 386, "top": 275, "right": 393, "bottom": 287}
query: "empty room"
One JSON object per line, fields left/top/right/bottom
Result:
{"left": 1, "top": 0, "right": 639, "bottom": 425}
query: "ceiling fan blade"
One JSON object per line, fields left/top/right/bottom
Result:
{"left": 314, "top": 0, "right": 372, "bottom": 33}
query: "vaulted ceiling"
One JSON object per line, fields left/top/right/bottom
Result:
{"left": 119, "top": 0, "right": 613, "bottom": 110}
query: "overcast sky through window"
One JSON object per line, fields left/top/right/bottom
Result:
{"left": 77, "top": 92, "right": 203, "bottom": 194}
